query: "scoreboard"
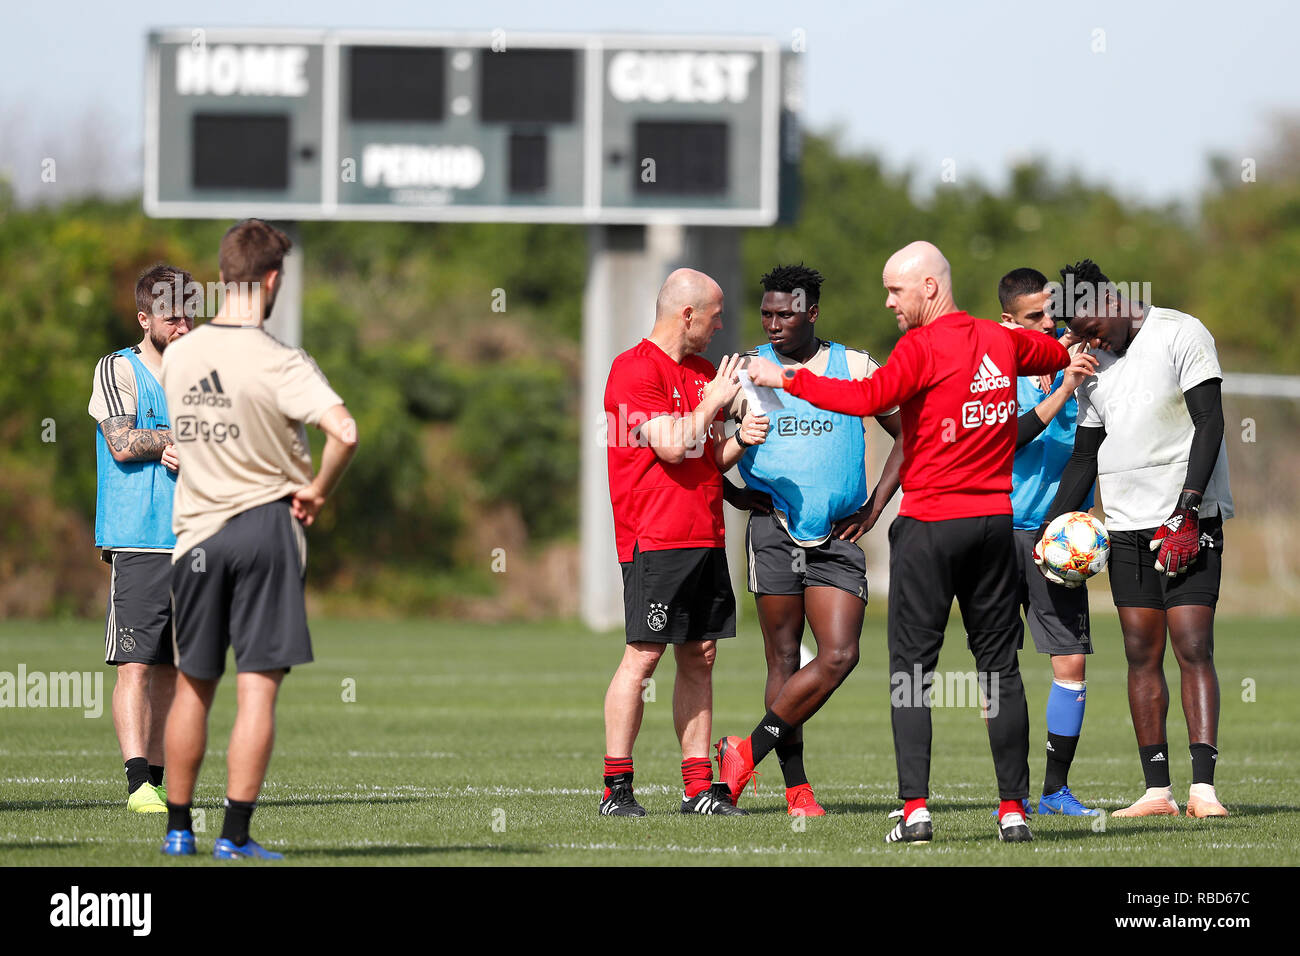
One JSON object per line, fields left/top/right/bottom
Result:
{"left": 145, "top": 29, "right": 801, "bottom": 225}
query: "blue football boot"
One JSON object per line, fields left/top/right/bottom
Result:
{"left": 1037, "top": 786, "right": 1101, "bottom": 816}
{"left": 161, "top": 829, "right": 196, "bottom": 856}
{"left": 212, "top": 837, "right": 284, "bottom": 860}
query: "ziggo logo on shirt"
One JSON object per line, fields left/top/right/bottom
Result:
{"left": 961, "top": 399, "right": 1016, "bottom": 429}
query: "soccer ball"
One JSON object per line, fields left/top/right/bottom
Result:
{"left": 1038, "top": 511, "right": 1110, "bottom": 586}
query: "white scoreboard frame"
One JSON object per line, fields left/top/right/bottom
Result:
{"left": 144, "top": 29, "right": 783, "bottom": 225}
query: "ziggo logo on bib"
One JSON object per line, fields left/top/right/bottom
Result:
{"left": 961, "top": 399, "right": 1016, "bottom": 429}
{"left": 777, "top": 416, "right": 835, "bottom": 437}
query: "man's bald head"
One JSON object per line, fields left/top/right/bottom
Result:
{"left": 882, "top": 240, "right": 958, "bottom": 331}
{"left": 652, "top": 268, "right": 725, "bottom": 356}
{"left": 656, "top": 268, "right": 722, "bottom": 321}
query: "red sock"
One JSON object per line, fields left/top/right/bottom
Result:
{"left": 998, "top": 799, "right": 1024, "bottom": 820}
{"left": 903, "top": 798, "right": 927, "bottom": 818}
{"left": 603, "top": 755, "right": 633, "bottom": 800}
{"left": 682, "top": 757, "right": 712, "bottom": 798}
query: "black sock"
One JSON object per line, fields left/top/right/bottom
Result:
{"left": 149, "top": 765, "right": 164, "bottom": 787}
{"left": 1042, "top": 732, "right": 1079, "bottom": 796}
{"left": 1190, "top": 743, "right": 1218, "bottom": 785}
{"left": 220, "top": 798, "right": 256, "bottom": 847}
{"left": 749, "top": 710, "right": 795, "bottom": 764}
{"left": 166, "top": 802, "right": 192, "bottom": 833}
{"left": 124, "top": 757, "right": 151, "bottom": 795}
{"left": 1139, "top": 742, "right": 1171, "bottom": 789}
{"left": 775, "top": 739, "right": 808, "bottom": 788}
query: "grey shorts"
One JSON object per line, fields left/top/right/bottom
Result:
{"left": 104, "top": 551, "right": 174, "bottom": 666}
{"left": 1012, "top": 529, "right": 1092, "bottom": 656}
{"left": 745, "top": 512, "right": 868, "bottom": 602}
{"left": 170, "top": 499, "right": 313, "bottom": 679}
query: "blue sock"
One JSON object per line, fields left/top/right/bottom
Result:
{"left": 1043, "top": 680, "right": 1086, "bottom": 795}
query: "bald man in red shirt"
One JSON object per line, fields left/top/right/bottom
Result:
{"left": 600, "top": 268, "right": 768, "bottom": 818}
{"left": 743, "top": 242, "right": 1068, "bottom": 844}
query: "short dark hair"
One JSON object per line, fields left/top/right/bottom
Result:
{"left": 760, "top": 263, "right": 824, "bottom": 308}
{"left": 1059, "top": 258, "right": 1113, "bottom": 318}
{"left": 997, "top": 267, "right": 1049, "bottom": 312}
{"left": 219, "top": 219, "right": 292, "bottom": 284}
{"left": 135, "top": 264, "right": 193, "bottom": 317}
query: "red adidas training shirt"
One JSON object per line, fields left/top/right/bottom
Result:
{"left": 605, "top": 339, "right": 727, "bottom": 562}
{"left": 786, "top": 311, "right": 1068, "bottom": 522}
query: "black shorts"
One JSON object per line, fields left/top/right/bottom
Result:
{"left": 1011, "top": 529, "right": 1092, "bottom": 656}
{"left": 745, "top": 512, "right": 867, "bottom": 602}
{"left": 619, "top": 544, "right": 736, "bottom": 645}
{"left": 1107, "top": 517, "right": 1223, "bottom": 610}
{"left": 170, "top": 499, "right": 313, "bottom": 679}
{"left": 103, "top": 551, "right": 174, "bottom": 666}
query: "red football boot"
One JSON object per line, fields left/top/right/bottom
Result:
{"left": 714, "top": 736, "right": 758, "bottom": 805}
{"left": 786, "top": 783, "right": 826, "bottom": 817}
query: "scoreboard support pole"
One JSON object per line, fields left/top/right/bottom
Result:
{"left": 269, "top": 223, "right": 303, "bottom": 349}
{"left": 580, "top": 224, "right": 744, "bottom": 632}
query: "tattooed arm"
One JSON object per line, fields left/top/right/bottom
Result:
{"left": 100, "top": 415, "right": 172, "bottom": 463}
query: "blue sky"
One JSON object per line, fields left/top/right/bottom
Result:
{"left": 3, "top": 0, "right": 1295, "bottom": 205}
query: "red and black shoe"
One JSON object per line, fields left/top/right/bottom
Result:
{"left": 785, "top": 783, "right": 826, "bottom": 817}
{"left": 714, "top": 736, "right": 758, "bottom": 805}
{"left": 599, "top": 784, "right": 646, "bottom": 817}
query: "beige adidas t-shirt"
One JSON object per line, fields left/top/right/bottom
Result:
{"left": 159, "top": 323, "right": 344, "bottom": 561}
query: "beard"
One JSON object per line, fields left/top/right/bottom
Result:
{"left": 150, "top": 327, "right": 172, "bottom": 354}
{"left": 262, "top": 279, "right": 281, "bottom": 321}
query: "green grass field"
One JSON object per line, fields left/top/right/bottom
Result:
{"left": 1, "top": 609, "right": 1296, "bottom": 866}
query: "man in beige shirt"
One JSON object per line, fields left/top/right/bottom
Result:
{"left": 158, "top": 219, "right": 358, "bottom": 860}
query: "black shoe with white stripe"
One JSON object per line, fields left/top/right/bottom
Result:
{"left": 600, "top": 784, "right": 647, "bottom": 817}
{"left": 681, "top": 782, "right": 749, "bottom": 816}
{"left": 996, "top": 811, "right": 1033, "bottom": 842}
{"left": 885, "top": 807, "right": 933, "bottom": 843}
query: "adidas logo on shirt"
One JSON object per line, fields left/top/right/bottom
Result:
{"left": 969, "top": 353, "right": 1011, "bottom": 394}
{"left": 184, "top": 370, "right": 231, "bottom": 408}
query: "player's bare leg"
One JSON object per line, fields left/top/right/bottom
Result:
{"left": 603, "top": 642, "right": 665, "bottom": 757}
{"left": 756, "top": 593, "right": 809, "bottom": 801}
{"left": 672, "top": 640, "right": 716, "bottom": 759}
{"left": 1113, "top": 607, "right": 1180, "bottom": 816}
{"left": 1168, "top": 605, "right": 1227, "bottom": 816}
{"left": 112, "top": 662, "right": 151, "bottom": 762}
{"left": 163, "top": 672, "right": 218, "bottom": 807}
{"left": 718, "top": 587, "right": 862, "bottom": 809}
{"left": 226, "top": 670, "right": 286, "bottom": 802}
{"left": 147, "top": 663, "right": 177, "bottom": 767}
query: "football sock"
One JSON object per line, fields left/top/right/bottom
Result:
{"left": 749, "top": 710, "right": 795, "bottom": 764}
{"left": 903, "top": 798, "right": 927, "bottom": 819}
{"left": 1043, "top": 679, "right": 1086, "bottom": 794}
{"left": 220, "top": 797, "right": 256, "bottom": 847}
{"left": 1139, "top": 742, "right": 1172, "bottom": 789}
{"left": 603, "top": 755, "right": 633, "bottom": 799}
{"left": 681, "top": 757, "right": 712, "bottom": 798}
{"left": 998, "top": 799, "right": 1026, "bottom": 821}
{"left": 166, "top": 802, "right": 191, "bottom": 833}
{"left": 125, "top": 756, "right": 151, "bottom": 796}
{"left": 1189, "top": 742, "right": 1218, "bottom": 785}
{"left": 149, "top": 765, "right": 164, "bottom": 787}
{"left": 775, "top": 739, "right": 808, "bottom": 788}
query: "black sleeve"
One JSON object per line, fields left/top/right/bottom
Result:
{"left": 722, "top": 478, "right": 745, "bottom": 508}
{"left": 1045, "top": 425, "right": 1105, "bottom": 521}
{"left": 1182, "top": 378, "right": 1224, "bottom": 496}
{"left": 1015, "top": 409, "right": 1048, "bottom": 450}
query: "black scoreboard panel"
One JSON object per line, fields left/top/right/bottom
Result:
{"left": 349, "top": 47, "right": 446, "bottom": 122}
{"left": 146, "top": 31, "right": 797, "bottom": 224}
{"left": 480, "top": 49, "right": 577, "bottom": 124}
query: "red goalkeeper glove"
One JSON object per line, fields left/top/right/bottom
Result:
{"left": 1150, "top": 491, "right": 1201, "bottom": 576}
